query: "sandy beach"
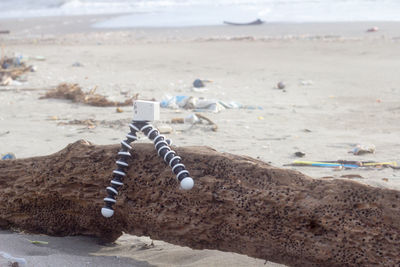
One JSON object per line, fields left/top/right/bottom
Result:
{"left": 1, "top": 15, "right": 400, "bottom": 266}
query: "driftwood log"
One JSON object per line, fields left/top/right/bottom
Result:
{"left": 0, "top": 140, "right": 399, "bottom": 266}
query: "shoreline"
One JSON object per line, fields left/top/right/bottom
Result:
{"left": 1, "top": 15, "right": 400, "bottom": 44}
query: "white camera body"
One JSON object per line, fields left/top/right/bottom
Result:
{"left": 133, "top": 100, "right": 160, "bottom": 121}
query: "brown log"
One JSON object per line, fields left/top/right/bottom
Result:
{"left": 0, "top": 140, "right": 399, "bottom": 266}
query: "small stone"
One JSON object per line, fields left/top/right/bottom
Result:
{"left": 277, "top": 81, "right": 285, "bottom": 89}
{"left": 158, "top": 125, "right": 173, "bottom": 134}
{"left": 72, "top": 62, "right": 83, "bottom": 67}
{"left": 193, "top": 79, "right": 204, "bottom": 88}
{"left": 294, "top": 151, "right": 306, "bottom": 157}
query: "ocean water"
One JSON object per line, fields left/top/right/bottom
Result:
{"left": 0, "top": 0, "right": 399, "bottom": 27}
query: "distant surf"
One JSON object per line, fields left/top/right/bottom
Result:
{"left": 0, "top": 0, "right": 400, "bottom": 27}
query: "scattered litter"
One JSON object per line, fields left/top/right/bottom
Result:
{"left": 192, "top": 79, "right": 212, "bottom": 92}
{"left": 158, "top": 125, "right": 173, "bottom": 134}
{"left": 116, "top": 107, "right": 123, "bottom": 113}
{"left": 171, "top": 117, "right": 185, "bottom": 124}
{"left": 0, "top": 131, "right": 10, "bottom": 137}
{"left": 56, "top": 118, "right": 132, "bottom": 130}
{"left": 367, "top": 26, "right": 379, "bottom": 32}
{"left": 40, "top": 83, "right": 138, "bottom": 107}
{"left": 31, "top": 56, "right": 46, "bottom": 61}
{"left": 193, "top": 79, "right": 205, "bottom": 88}
{"left": 382, "top": 178, "right": 389, "bottom": 182}
{"left": 1, "top": 153, "right": 16, "bottom": 160}
{"left": 160, "top": 95, "right": 262, "bottom": 112}
{"left": 170, "top": 113, "right": 217, "bottom": 131}
{"left": 258, "top": 116, "right": 264, "bottom": 120}
{"left": 58, "top": 119, "right": 98, "bottom": 129}
{"left": 0, "top": 56, "right": 33, "bottom": 86}
{"left": 184, "top": 113, "right": 200, "bottom": 124}
{"left": 340, "top": 174, "right": 364, "bottom": 179}
{"left": 195, "top": 113, "right": 218, "bottom": 132}
{"left": 303, "top": 129, "right": 312, "bottom": 133}
{"left": 300, "top": 80, "right": 313, "bottom": 86}
{"left": 171, "top": 114, "right": 200, "bottom": 124}
{"left": 139, "top": 241, "right": 155, "bottom": 250}
{"left": 320, "top": 176, "right": 334, "bottom": 179}
{"left": 0, "top": 251, "right": 26, "bottom": 267}
{"left": 49, "top": 116, "right": 58, "bottom": 121}
{"left": 294, "top": 151, "right": 306, "bottom": 158}
{"left": 350, "top": 144, "right": 375, "bottom": 155}
{"left": 72, "top": 62, "right": 83, "bottom": 67}
{"left": 277, "top": 81, "right": 285, "bottom": 89}
{"left": 27, "top": 239, "right": 49, "bottom": 245}
{"left": 285, "top": 160, "right": 397, "bottom": 169}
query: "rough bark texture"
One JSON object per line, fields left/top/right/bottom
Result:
{"left": 0, "top": 140, "right": 399, "bottom": 267}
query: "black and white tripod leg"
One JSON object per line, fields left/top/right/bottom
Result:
{"left": 101, "top": 123, "right": 140, "bottom": 218}
{"left": 140, "top": 123, "right": 194, "bottom": 190}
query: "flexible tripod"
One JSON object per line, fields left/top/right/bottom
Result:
{"left": 101, "top": 103, "right": 194, "bottom": 218}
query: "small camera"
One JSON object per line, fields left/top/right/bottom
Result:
{"left": 133, "top": 100, "right": 160, "bottom": 122}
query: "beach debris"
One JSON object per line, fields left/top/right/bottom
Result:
{"left": 258, "top": 116, "right": 264, "bottom": 120}
{"left": 340, "top": 174, "right": 364, "bottom": 179}
{"left": 1, "top": 153, "right": 16, "bottom": 160}
{"left": 40, "top": 83, "right": 138, "bottom": 107}
{"left": 195, "top": 113, "right": 218, "bottom": 131}
{"left": 285, "top": 160, "right": 397, "bottom": 169}
{"left": 389, "top": 165, "right": 400, "bottom": 170}
{"left": 382, "top": 178, "right": 389, "bottom": 182}
{"left": 58, "top": 119, "right": 98, "bottom": 129}
{"left": 139, "top": 241, "right": 155, "bottom": 250}
{"left": 277, "top": 81, "right": 285, "bottom": 89}
{"left": 303, "top": 129, "right": 312, "bottom": 133}
{"left": 27, "top": 239, "right": 49, "bottom": 245}
{"left": 350, "top": 144, "right": 375, "bottom": 155}
{"left": 29, "top": 55, "right": 46, "bottom": 61}
{"left": 192, "top": 79, "right": 212, "bottom": 92}
{"left": 193, "top": 79, "right": 205, "bottom": 88}
{"left": 185, "top": 113, "right": 200, "bottom": 124}
{"left": 170, "top": 113, "right": 217, "bottom": 131}
{"left": 72, "top": 62, "right": 83, "bottom": 67}
{"left": 0, "top": 56, "right": 33, "bottom": 86}
{"left": 171, "top": 114, "right": 200, "bottom": 124}
{"left": 171, "top": 117, "right": 185, "bottom": 124}
{"left": 0, "top": 131, "right": 10, "bottom": 137}
{"left": 367, "top": 26, "right": 379, "bottom": 32}
{"left": 160, "top": 95, "right": 262, "bottom": 112}
{"left": 116, "top": 107, "right": 123, "bottom": 113}
{"left": 0, "top": 30, "right": 10, "bottom": 34}
{"left": 223, "top": 19, "right": 264, "bottom": 26}
{"left": 55, "top": 118, "right": 130, "bottom": 130}
{"left": 294, "top": 151, "right": 306, "bottom": 158}
{"left": 158, "top": 125, "right": 173, "bottom": 134}
{"left": 0, "top": 251, "right": 27, "bottom": 267}
{"left": 300, "top": 80, "right": 313, "bottom": 86}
